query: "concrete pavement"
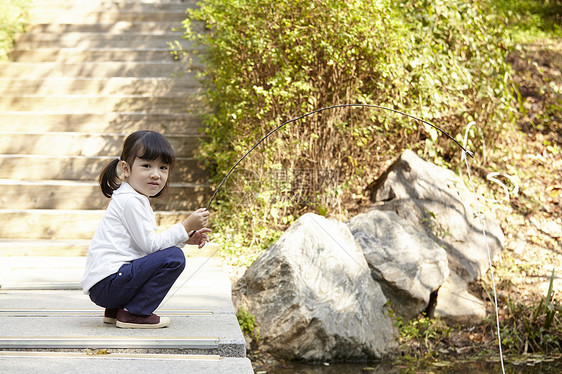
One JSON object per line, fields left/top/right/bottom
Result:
{"left": 0, "top": 247, "right": 253, "bottom": 373}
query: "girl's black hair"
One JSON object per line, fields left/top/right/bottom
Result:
{"left": 99, "top": 131, "right": 176, "bottom": 198}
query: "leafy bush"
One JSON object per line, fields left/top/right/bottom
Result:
{"left": 0, "top": 0, "right": 30, "bottom": 61}
{"left": 485, "top": 0, "right": 562, "bottom": 41}
{"left": 179, "top": 0, "right": 515, "bottom": 259}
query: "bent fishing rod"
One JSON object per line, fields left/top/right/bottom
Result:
{"left": 176, "top": 104, "right": 505, "bottom": 372}
{"left": 169, "top": 102, "right": 476, "bottom": 304}
{"left": 204, "top": 103, "right": 475, "bottom": 210}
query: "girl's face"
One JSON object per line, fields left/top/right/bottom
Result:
{"left": 122, "top": 156, "right": 169, "bottom": 197}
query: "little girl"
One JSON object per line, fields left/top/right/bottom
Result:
{"left": 81, "top": 130, "right": 210, "bottom": 329}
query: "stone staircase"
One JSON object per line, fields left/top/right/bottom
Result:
{"left": 0, "top": 1, "right": 251, "bottom": 372}
{"left": 0, "top": 0, "right": 211, "bottom": 257}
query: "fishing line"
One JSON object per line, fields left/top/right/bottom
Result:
{"left": 163, "top": 104, "right": 506, "bottom": 373}
{"left": 160, "top": 36, "right": 504, "bottom": 370}
{"left": 160, "top": 103, "right": 474, "bottom": 308}
{"left": 462, "top": 153, "right": 506, "bottom": 374}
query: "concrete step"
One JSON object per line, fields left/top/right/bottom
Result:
{"left": 0, "top": 239, "right": 219, "bottom": 257}
{"left": 18, "top": 31, "right": 183, "bottom": 42}
{"left": 0, "top": 240, "right": 219, "bottom": 258}
{"left": 26, "top": 21, "right": 186, "bottom": 34}
{"left": 30, "top": 1, "right": 195, "bottom": 13}
{"left": 0, "top": 77, "right": 200, "bottom": 96}
{"left": 0, "top": 209, "right": 188, "bottom": 240}
{"left": 0, "top": 239, "right": 91, "bottom": 256}
{"left": 0, "top": 256, "right": 88, "bottom": 287}
{"left": 0, "top": 252, "right": 227, "bottom": 293}
{"left": 0, "top": 132, "right": 200, "bottom": 157}
{"left": 29, "top": 10, "right": 189, "bottom": 24}
{"left": 98, "top": 0, "right": 194, "bottom": 3}
{"left": 33, "top": 0, "right": 193, "bottom": 4}
{"left": 0, "top": 155, "right": 207, "bottom": 183}
{"left": 0, "top": 112, "right": 203, "bottom": 133}
{"left": 8, "top": 48, "right": 191, "bottom": 63}
{"left": 26, "top": 21, "right": 201, "bottom": 36}
{"left": 15, "top": 33, "right": 191, "bottom": 50}
{"left": 0, "top": 95, "right": 203, "bottom": 114}
{"left": 0, "top": 180, "right": 211, "bottom": 211}
{"left": 0, "top": 314, "right": 244, "bottom": 354}
{"left": 0, "top": 61, "right": 195, "bottom": 78}
{"left": 0, "top": 352, "right": 253, "bottom": 374}
{"left": 0, "top": 330, "right": 223, "bottom": 351}
{"left": 0, "top": 247, "right": 226, "bottom": 287}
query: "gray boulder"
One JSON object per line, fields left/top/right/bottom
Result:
{"left": 348, "top": 209, "right": 449, "bottom": 320}
{"left": 366, "top": 149, "right": 503, "bottom": 321}
{"left": 367, "top": 149, "right": 504, "bottom": 283}
{"left": 234, "top": 213, "right": 397, "bottom": 361}
{"left": 377, "top": 198, "right": 503, "bottom": 284}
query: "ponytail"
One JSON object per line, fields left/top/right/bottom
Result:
{"left": 99, "top": 158, "right": 121, "bottom": 198}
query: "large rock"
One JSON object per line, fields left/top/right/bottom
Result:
{"left": 348, "top": 209, "right": 449, "bottom": 320}
{"left": 367, "top": 149, "right": 504, "bottom": 283}
{"left": 366, "top": 149, "right": 501, "bottom": 321}
{"left": 234, "top": 213, "right": 397, "bottom": 361}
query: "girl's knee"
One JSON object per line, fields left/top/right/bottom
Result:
{"left": 166, "top": 246, "right": 186, "bottom": 270}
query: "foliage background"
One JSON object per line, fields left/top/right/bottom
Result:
{"left": 180, "top": 0, "right": 515, "bottom": 265}
{"left": 490, "top": 0, "right": 562, "bottom": 42}
{"left": 0, "top": 0, "right": 30, "bottom": 61}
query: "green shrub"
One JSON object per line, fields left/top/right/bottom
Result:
{"left": 236, "top": 306, "right": 260, "bottom": 341}
{"left": 0, "top": 0, "right": 30, "bottom": 61}
{"left": 178, "top": 0, "right": 515, "bottom": 259}
{"left": 485, "top": 0, "right": 562, "bottom": 41}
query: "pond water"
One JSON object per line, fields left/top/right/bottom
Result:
{"left": 260, "top": 356, "right": 562, "bottom": 373}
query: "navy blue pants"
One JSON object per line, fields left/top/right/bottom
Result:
{"left": 89, "top": 247, "right": 186, "bottom": 316}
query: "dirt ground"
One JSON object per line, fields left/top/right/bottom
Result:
{"left": 489, "top": 39, "right": 561, "bottom": 302}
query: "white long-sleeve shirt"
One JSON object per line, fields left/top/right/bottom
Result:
{"left": 81, "top": 182, "right": 188, "bottom": 294}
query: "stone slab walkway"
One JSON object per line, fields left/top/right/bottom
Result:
{"left": 0, "top": 248, "right": 252, "bottom": 373}
{"left": 0, "top": 352, "right": 253, "bottom": 374}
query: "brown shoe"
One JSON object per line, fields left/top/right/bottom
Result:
{"left": 115, "top": 309, "right": 170, "bottom": 329}
{"left": 103, "top": 308, "right": 119, "bottom": 324}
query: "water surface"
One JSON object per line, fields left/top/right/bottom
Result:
{"left": 261, "top": 356, "right": 562, "bottom": 373}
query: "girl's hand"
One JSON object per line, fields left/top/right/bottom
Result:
{"left": 182, "top": 208, "right": 209, "bottom": 233}
{"left": 185, "top": 228, "right": 211, "bottom": 248}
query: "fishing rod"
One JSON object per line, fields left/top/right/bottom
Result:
{"left": 204, "top": 103, "right": 475, "bottom": 210}
{"left": 168, "top": 103, "right": 475, "bottom": 298}
{"left": 177, "top": 103, "right": 506, "bottom": 373}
